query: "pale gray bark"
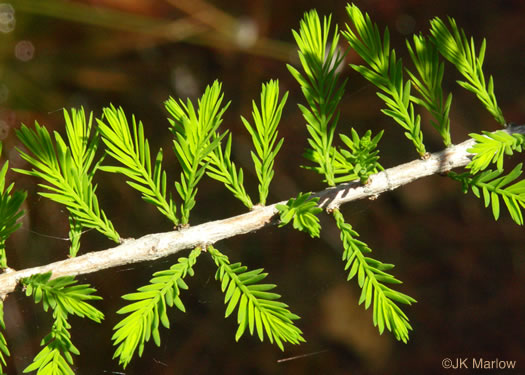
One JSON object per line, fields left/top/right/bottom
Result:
{"left": 0, "top": 124, "right": 523, "bottom": 299}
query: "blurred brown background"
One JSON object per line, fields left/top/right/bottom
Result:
{"left": 1, "top": 0, "right": 525, "bottom": 374}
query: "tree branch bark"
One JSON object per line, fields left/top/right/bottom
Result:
{"left": 1, "top": 124, "right": 524, "bottom": 299}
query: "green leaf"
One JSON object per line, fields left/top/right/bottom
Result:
{"left": 276, "top": 192, "right": 323, "bottom": 238}
{"left": 23, "top": 326, "right": 78, "bottom": 375}
{"left": 23, "top": 273, "right": 104, "bottom": 322}
{"left": 287, "top": 10, "right": 347, "bottom": 186}
{"left": 22, "top": 273, "right": 103, "bottom": 375}
{"left": 97, "top": 105, "right": 178, "bottom": 225}
{"left": 343, "top": 4, "right": 426, "bottom": 156}
{"left": 0, "top": 302, "right": 9, "bottom": 373}
{"left": 467, "top": 130, "right": 525, "bottom": 174}
{"left": 209, "top": 246, "right": 304, "bottom": 350}
{"left": 15, "top": 109, "right": 120, "bottom": 243}
{"left": 112, "top": 248, "right": 201, "bottom": 368}
{"left": 406, "top": 33, "right": 452, "bottom": 147}
{"left": 450, "top": 164, "right": 525, "bottom": 225}
{"left": 333, "top": 209, "right": 416, "bottom": 343}
{"left": 0, "top": 142, "right": 26, "bottom": 268}
{"left": 67, "top": 216, "right": 82, "bottom": 258}
{"left": 339, "top": 128, "right": 384, "bottom": 184}
{"left": 205, "top": 133, "right": 253, "bottom": 209}
{"left": 241, "top": 80, "right": 288, "bottom": 205}
{"left": 165, "top": 81, "right": 230, "bottom": 224}
{"left": 429, "top": 17, "right": 505, "bottom": 125}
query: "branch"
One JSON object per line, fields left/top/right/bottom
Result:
{"left": 319, "top": 124, "right": 524, "bottom": 209}
{"left": 1, "top": 124, "right": 523, "bottom": 299}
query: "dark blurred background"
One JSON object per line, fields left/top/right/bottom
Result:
{"left": 1, "top": 0, "right": 524, "bottom": 374}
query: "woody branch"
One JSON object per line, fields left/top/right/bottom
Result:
{"left": 0, "top": 124, "right": 523, "bottom": 299}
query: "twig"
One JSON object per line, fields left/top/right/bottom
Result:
{"left": 0, "top": 124, "right": 523, "bottom": 299}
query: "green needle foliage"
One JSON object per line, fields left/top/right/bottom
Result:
{"left": 406, "top": 34, "right": 453, "bottom": 147}
{"left": 0, "top": 142, "right": 26, "bottom": 268}
{"left": 0, "top": 142, "right": 26, "bottom": 372}
{"left": 1, "top": 4, "right": 524, "bottom": 373}
{"left": 429, "top": 17, "right": 505, "bottom": 125}
{"left": 112, "top": 248, "right": 201, "bottom": 368}
{"left": 22, "top": 273, "right": 104, "bottom": 375}
{"left": 63, "top": 108, "right": 99, "bottom": 256}
{"left": 241, "top": 80, "right": 288, "bottom": 205}
{"left": 450, "top": 163, "right": 525, "bottom": 225}
{"left": 287, "top": 10, "right": 347, "bottom": 186}
{"left": 0, "top": 302, "right": 9, "bottom": 374}
{"left": 15, "top": 108, "right": 120, "bottom": 244}
{"left": 339, "top": 128, "right": 384, "bottom": 184}
{"left": 22, "top": 273, "right": 104, "bottom": 325}
{"left": 96, "top": 105, "right": 178, "bottom": 225}
{"left": 206, "top": 133, "right": 253, "bottom": 209}
{"left": 67, "top": 217, "right": 82, "bottom": 258}
{"left": 209, "top": 246, "right": 304, "bottom": 350}
{"left": 165, "top": 80, "right": 229, "bottom": 225}
{"left": 467, "top": 130, "right": 525, "bottom": 174}
{"left": 333, "top": 209, "right": 416, "bottom": 343}
{"left": 24, "top": 323, "right": 78, "bottom": 375}
{"left": 276, "top": 192, "right": 322, "bottom": 238}
{"left": 343, "top": 3, "right": 426, "bottom": 156}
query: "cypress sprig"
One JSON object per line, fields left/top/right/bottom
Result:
{"left": 15, "top": 108, "right": 120, "bottom": 244}
{"left": 276, "top": 192, "right": 322, "bottom": 238}
{"left": 22, "top": 273, "right": 104, "bottom": 375}
{"left": 339, "top": 128, "right": 384, "bottom": 184}
{"left": 68, "top": 217, "right": 82, "bottom": 258}
{"left": 0, "top": 4, "right": 522, "bottom": 373}
{"left": 429, "top": 17, "right": 505, "bottom": 125}
{"left": 206, "top": 133, "right": 254, "bottom": 209}
{"left": 112, "top": 248, "right": 201, "bottom": 368}
{"left": 287, "top": 10, "right": 347, "bottom": 186}
{"left": 0, "top": 302, "right": 8, "bottom": 374}
{"left": 333, "top": 209, "right": 416, "bottom": 343}
{"left": 450, "top": 163, "right": 525, "bottom": 225}
{"left": 97, "top": 105, "right": 178, "bottom": 225}
{"left": 0, "top": 142, "right": 26, "bottom": 267}
{"left": 406, "top": 34, "right": 453, "bottom": 147}
{"left": 241, "top": 80, "right": 288, "bottom": 205}
{"left": 343, "top": 3, "right": 426, "bottom": 156}
{"left": 0, "top": 141, "right": 25, "bottom": 373}
{"left": 467, "top": 130, "right": 525, "bottom": 174}
{"left": 165, "top": 80, "right": 229, "bottom": 225}
{"left": 209, "top": 246, "right": 305, "bottom": 350}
